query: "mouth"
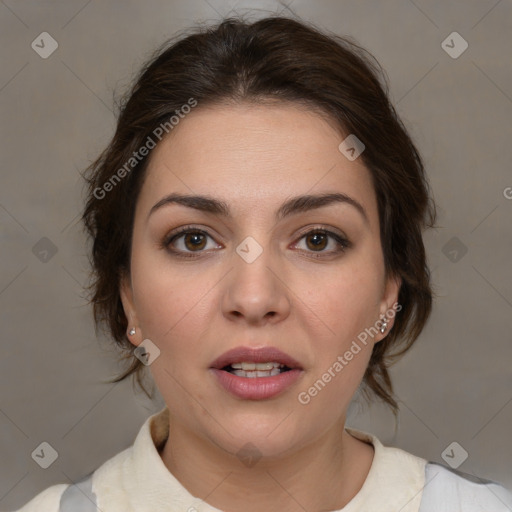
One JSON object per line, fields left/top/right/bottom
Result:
{"left": 221, "top": 361, "right": 293, "bottom": 378}
{"left": 209, "top": 346, "right": 304, "bottom": 400}
{"left": 210, "top": 346, "right": 303, "bottom": 375}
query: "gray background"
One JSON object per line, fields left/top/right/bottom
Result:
{"left": 1, "top": 0, "right": 511, "bottom": 509}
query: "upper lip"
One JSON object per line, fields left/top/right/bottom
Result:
{"left": 210, "top": 346, "right": 303, "bottom": 370}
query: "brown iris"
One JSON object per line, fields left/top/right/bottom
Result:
{"left": 305, "top": 232, "right": 328, "bottom": 251}
{"left": 184, "top": 232, "right": 207, "bottom": 251}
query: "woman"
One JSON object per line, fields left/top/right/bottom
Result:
{"left": 14, "top": 14, "right": 512, "bottom": 512}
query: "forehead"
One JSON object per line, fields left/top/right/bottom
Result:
{"left": 137, "top": 103, "right": 378, "bottom": 226}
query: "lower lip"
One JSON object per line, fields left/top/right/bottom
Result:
{"left": 210, "top": 368, "right": 303, "bottom": 400}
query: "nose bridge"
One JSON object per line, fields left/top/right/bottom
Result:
{"left": 222, "top": 233, "right": 290, "bottom": 324}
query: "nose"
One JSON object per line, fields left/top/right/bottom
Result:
{"left": 222, "top": 242, "right": 291, "bottom": 326}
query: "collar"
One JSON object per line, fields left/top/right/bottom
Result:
{"left": 96, "top": 406, "right": 426, "bottom": 511}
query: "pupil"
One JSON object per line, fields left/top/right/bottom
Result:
{"left": 307, "top": 233, "right": 326, "bottom": 251}
{"left": 185, "top": 232, "right": 206, "bottom": 251}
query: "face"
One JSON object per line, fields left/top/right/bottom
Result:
{"left": 120, "top": 102, "right": 401, "bottom": 458}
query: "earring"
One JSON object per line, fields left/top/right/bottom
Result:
{"left": 129, "top": 327, "right": 136, "bottom": 336}
{"left": 379, "top": 318, "right": 388, "bottom": 334}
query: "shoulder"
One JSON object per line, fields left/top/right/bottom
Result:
{"left": 8, "top": 483, "right": 69, "bottom": 512}
{"left": 419, "top": 461, "right": 512, "bottom": 512}
{"left": 10, "top": 409, "right": 165, "bottom": 512}
{"left": 11, "top": 471, "right": 99, "bottom": 512}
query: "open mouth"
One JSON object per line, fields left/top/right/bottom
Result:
{"left": 209, "top": 345, "right": 304, "bottom": 399}
{"left": 210, "top": 347, "right": 303, "bottom": 399}
{"left": 221, "top": 362, "right": 293, "bottom": 378}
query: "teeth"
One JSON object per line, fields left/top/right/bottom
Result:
{"left": 232, "top": 368, "right": 282, "bottom": 378}
{"left": 226, "top": 361, "right": 292, "bottom": 377}
{"left": 231, "top": 362, "right": 282, "bottom": 371}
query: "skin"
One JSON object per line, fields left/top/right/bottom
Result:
{"left": 120, "top": 102, "right": 401, "bottom": 512}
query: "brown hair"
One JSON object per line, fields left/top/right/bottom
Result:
{"left": 81, "top": 15, "right": 437, "bottom": 417}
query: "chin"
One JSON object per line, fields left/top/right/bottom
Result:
{"left": 204, "top": 410, "right": 308, "bottom": 460}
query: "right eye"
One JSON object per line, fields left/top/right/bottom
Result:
{"left": 163, "top": 226, "right": 222, "bottom": 258}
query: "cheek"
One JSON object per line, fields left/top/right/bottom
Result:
{"left": 304, "top": 261, "right": 382, "bottom": 340}
{"left": 130, "top": 251, "right": 217, "bottom": 355}
{"left": 293, "top": 256, "right": 383, "bottom": 409}
{"left": 296, "top": 300, "right": 374, "bottom": 421}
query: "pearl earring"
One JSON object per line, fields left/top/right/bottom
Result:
{"left": 379, "top": 318, "right": 388, "bottom": 334}
{"left": 129, "top": 327, "right": 136, "bottom": 336}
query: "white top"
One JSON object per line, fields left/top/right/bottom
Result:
{"left": 11, "top": 406, "right": 512, "bottom": 511}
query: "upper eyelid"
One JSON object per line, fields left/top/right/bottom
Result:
{"left": 166, "top": 224, "right": 347, "bottom": 240}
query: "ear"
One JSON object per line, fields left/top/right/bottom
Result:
{"left": 119, "top": 271, "right": 142, "bottom": 347}
{"left": 375, "top": 273, "right": 402, "bottom": 342}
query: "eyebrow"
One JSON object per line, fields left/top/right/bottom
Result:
{"left": 147, "top": 192, "right": 369, "bottom": 225}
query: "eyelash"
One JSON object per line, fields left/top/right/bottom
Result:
{"left": 161, "top": 224, "right": 352, "bottom": 260}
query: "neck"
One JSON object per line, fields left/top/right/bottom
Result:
{"left": 159, "top": 416, "right": 374, "bottom": 512}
